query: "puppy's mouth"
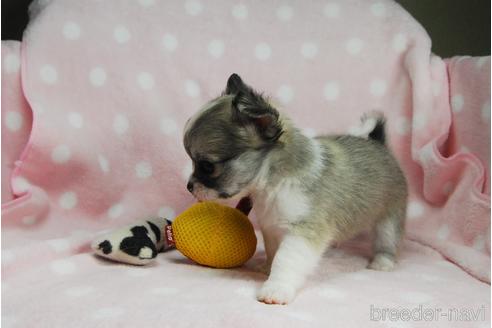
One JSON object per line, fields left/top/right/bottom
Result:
{"left": 195, "top": 191, "right": 234, "bottom": 202}
{"left": 218, "top": 191, "right": 233, "bottom": 199}
{"left": 192, "top": 187, "right": 241, "bottom": 202}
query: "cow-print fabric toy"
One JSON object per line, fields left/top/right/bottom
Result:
{"left": 91, "top": 217, "right": 174, "bottom": 265}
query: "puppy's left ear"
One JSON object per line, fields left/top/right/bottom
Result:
{"left": 224, "top": 73, "right": 248, "bottom": 95}
{"left": 233, "top": 90, "right": 283, "bottom": 141}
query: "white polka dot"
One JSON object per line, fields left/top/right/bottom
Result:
{"left": 318, "top": 287, "right": 346, "bottom": 299}
{"left": 151, "top": 287, "right": 179, "bottom": 295}
{"left": 5, "top": 111, "right": 23, "bottom": 131}
{"left": 395, "top": 117, "right": 410, "bottom": 136}
{"left": 138, "top": 0, "right": 155, "bottom": 7}
{"left": 113, "top": 114, "right": 129, "bottom": 135}
{"left": 92, "top": 307, "right": 124, "bottom": 319}
{"left": 185, "top": 0, "right": 203, "bottom": 16}
{"left": 407, "top": 201, "right": 424, "bottom": 220}
{"left": 158, "top": 206, "right": 176, "bottom": 219}
{"left": 51, "top": 145, "right": 71, "bottom": 164}
{"left": 12, "top": 176, "right": 30, "bottom": 193}
{"left": 451, "top": 94, "right": 464, "bottom": 113}
{"left": 323, "top": 3, "right": 340, "bottom": 18}
{"left": 432, "top": 80, "right": 441, "bottom": 96}
{"left": 68, "top": 112, "right": 84, "bottom": 128}
{"left": 135, "top": 161, "right": 153, "bottom": 179}
{"left": 437, "top": 224, "right": 450, "bottom": 240}
{"left": 113, "top": 25, "right": 131, "bottom": 44}
{"left": 160, "top": 118, "right": 178, "bottom": 135}
{"left": 370, "top": 2, "right": 386, "bottom": 17}
{"left": 30, "top": 102, "right": 45, "bottom": 115}
{"left": 370, "top": 78, "right": 387, "bottom": 97}
{"left": 40, "top": 65, "right": 58, "bottom": 84}
{"left": 300, "top": 42, "right": 318, "bottom": 59}
{"left": 98, "top": 155, "right": 110, "bottom": 173}
{"left": 323, "top": 82, "right": 340, "bottom": 101}
{"left": 413, "top": 112, "right": 427, "bottom": 130}
{"left": 47, "top": 238, "right": 70, "bottom": 252}
{"left": 418, "top": 145, "right": 434, "bottom": 163}
{"left": 277, "top": 85, "right": 294, "bottom": 104}
{"left": 4, "top": 54, "right": 20, "bottom": 73}
{"left": 50, "top": 259, "right": 76, "bottom": 274}
{"left": 400, "top": 291, "right": 432, "bottom": 304}
{"left": 303, "top": 128, "right": 317, "bottom": 138}
{"left": 442, "top": 182, "right": 454, "bottom": 195}
{"left": 184, "top": 79, "right": 201, "bottom": 98}
{"left": 162, "top": 34, "right": 178, "bottom": 52}
{"left": 345, "top": 38, "right": 363, "bottom": 55}
{"left": 62, "top": 21, "right": 81, "bottom": 40}
{"left": 137, "top": 72, "right": 155, "bottom": 90}
{"left": 481, "top": 102, "right": 490, "bottom": 122}
{"left": 255, "top": 43, "right": 272, "bottom": 61}
{"left": 473, "top": 234, "right": 486, "bottom": 251}
{"left": 392, "top": 33, "right": 407, "bottom": 53}
{"left": 276, "top": 4, "right": 293, "bottom": 21}
{"left": 2, "top": 250, "right": 15, "bottom": 264}
{"left": 89, "top": 67, "right": 107, "bottom": 87}
{"left": 22, "top": 215, "right": 36, "bottom": 225}
{"left": 65, "top": 285, "right": 96, "bottom": 297}
{"left": 232, "top": 4, "right": 248, "bottom": 20}
{"left": 208, "top": 39, "right": 225, "bottom": 58}
{"left": 182, "top": 161, "right": 193, "bottom": 180}
{"left": 59, "top": 192, "right": 78, "bottom": 209}
{"left": 108, "top": 203, "right": 124, "bottom": 219}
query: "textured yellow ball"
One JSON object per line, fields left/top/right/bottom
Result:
{"left": 172, "top": 202, "right": 257, "bottom": 268}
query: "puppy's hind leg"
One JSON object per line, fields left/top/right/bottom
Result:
{"left": 368, "top": 204, "right": 405, "bottom": 271}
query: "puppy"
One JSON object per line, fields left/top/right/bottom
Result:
{"left": 183, "top": 74, "right": 407, "bottom": 305}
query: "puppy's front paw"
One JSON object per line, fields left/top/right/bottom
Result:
{"left": 257, "top": 281, "right": 295, "bottom": 305}
{"left": 368, "top": 253, "right": 396, "bottom": 271}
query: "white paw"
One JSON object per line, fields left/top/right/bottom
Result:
{"left": 257, "top": 281, "right": 295, "bottom": 305}
{"left": 368, "top": 254, "right": 396, "bottom": 271}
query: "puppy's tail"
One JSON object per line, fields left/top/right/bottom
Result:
{"left": 350, "top": 111, "right": 386, "bottom": 145}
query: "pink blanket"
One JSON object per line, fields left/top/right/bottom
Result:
{"left": 2, "top": 0, "right": 490, "bottom": 326}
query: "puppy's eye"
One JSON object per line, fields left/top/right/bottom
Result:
{"left": 198, "top": 161, "right": 215, "bottom": 175}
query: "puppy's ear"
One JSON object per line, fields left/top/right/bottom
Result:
{"left": 233, "top": 90, "right": 283, "bottom": 141}
{"left": 224, "top": 73, "right": 248, "bottom": 95}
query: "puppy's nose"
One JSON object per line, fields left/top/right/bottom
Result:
{"left": 186, "top": 181, "right": 194, "bottom": 193}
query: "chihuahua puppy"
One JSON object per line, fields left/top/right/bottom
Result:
{"left": 183, "top": 74, "right": 407, "bottom": 305}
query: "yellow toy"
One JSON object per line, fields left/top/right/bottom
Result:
{"left": 165, "top": 200, "right": 257, "bottom": 268}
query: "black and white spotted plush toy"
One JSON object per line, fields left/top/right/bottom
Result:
{"left": 91, "top": 217, "right": 174, "bottom": 265}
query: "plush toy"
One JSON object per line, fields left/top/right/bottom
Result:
{"left": 92, "top": 217, "right": 173, "bottom": 265}
{"left": 92, "top": 199, "right": 257, "bottom": 268}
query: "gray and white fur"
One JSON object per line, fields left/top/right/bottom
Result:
{"left": 183, "top": 74, "right": 408, "bottom": 305}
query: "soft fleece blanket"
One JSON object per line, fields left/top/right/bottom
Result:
{"left": 2, "top": 0, "right": 490, "bottom": 327}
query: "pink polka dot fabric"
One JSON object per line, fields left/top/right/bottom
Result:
{"left": 2, "top": 0, "right": 490, "bottom": 326}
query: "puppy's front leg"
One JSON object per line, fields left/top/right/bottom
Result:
{"left": 257, "top": 234, "right": 326, "bottom": 305}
